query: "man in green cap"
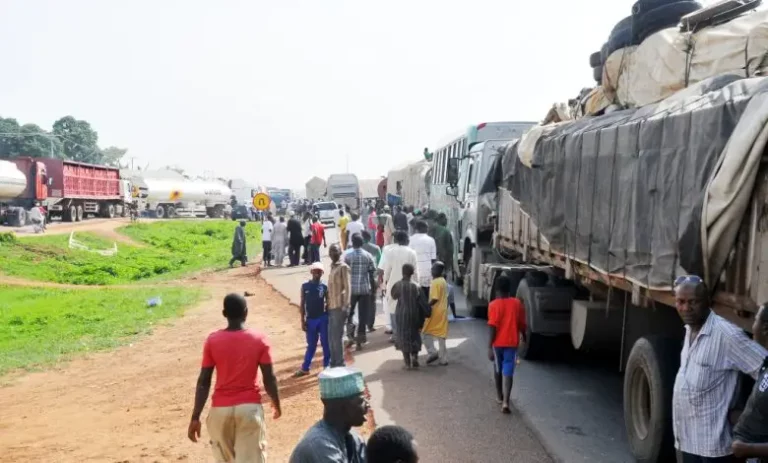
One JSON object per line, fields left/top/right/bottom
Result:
{"left": 289, "top": 367, "right": 369, "bottom": 463}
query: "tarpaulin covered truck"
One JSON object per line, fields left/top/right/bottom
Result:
{"left": 0, "top": 157, "right": 132, "bottom": 226}
{"left": 457, "top": 75, "right": 768, "bottom": 462}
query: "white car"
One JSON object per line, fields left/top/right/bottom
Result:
{"left": 314, "top": 201, "right": 339, "bottom": 227}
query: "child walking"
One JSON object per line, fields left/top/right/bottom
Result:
{"left": 423, "top": 261, "right": 449, "bottom": 366}
{"left": 487, "top": 275, "right": 526, "bottom": 414}
{"left": 295, "top": 262, "right": 330, "bottom": 376}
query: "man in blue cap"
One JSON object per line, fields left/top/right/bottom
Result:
{"left": 289, "top": 367, "right": 369, "bottom": 463}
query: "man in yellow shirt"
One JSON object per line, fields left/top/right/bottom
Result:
{"left": 338, "top": 209, "right": 350, "bottom": 251}
{"left": 423, "top": 261, "right": 449, "bottom": 366}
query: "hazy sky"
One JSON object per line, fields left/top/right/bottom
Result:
{"left": 3, "top": 0, "right": 649, "bottom": 188}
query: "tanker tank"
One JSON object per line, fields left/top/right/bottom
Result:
{"left": 0, "top": 160, "right": 27, "bottom": 200}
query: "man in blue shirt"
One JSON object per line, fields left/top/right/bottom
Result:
{"left": 296, "top": 262, "right": 330, "bottom": 377}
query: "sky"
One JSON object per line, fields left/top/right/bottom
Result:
{"left": 2, "top": 0, "right": 653, "bottom": 189}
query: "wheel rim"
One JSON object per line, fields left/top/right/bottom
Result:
{"left": 629, "top": 365, "right": 652, "bottom": 440}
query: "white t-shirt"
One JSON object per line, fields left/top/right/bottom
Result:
{"left": 345, "top": 220, "right": 365, "bottom": 245}
{"left": 409, "top": 233, "right": 437, "bottom": 287}
{"left": 262, "top": 221, "right": 274, "bottom": 241}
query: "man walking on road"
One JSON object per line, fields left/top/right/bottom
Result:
{"left": 262, "top": 215, "right": 274, "bottom": 267}
{"left": 328, "top": 244, "right": 351, "bottom": 367}
{"left": 187, "top": 293, "right": 281, "bottom": 462}
{"left": 671, "top": 276, "right": 767, "bottom": 462}
{"left": 344, "top": 233, "right": 376, "bottom": 351}
{"left": 229, "top": 221, "right": 248, "bottom": 268}
{"left": 409, "top": 220, "right": 437, "bottom": 301}
{"left": 272, "top": 216, "right": 288, "bottom": 266}
{"left": 310, "top": 217, "right": 327, "bottom": 264}
{"left": 296, "top": 262, "right": 330, "bottom": 377}
{"left": 338, "top": 209, "right": 350, "bottom": 251}
{"left": 432, "top": 213, "right": 454, "bottom": 281}
{"left": 391, "top": 263, "right": 429, "bottom": 370}
{"left": 423, "top": 261, "right": 449, "bottom": 366}
{"left": 345, "top": 213, "right": 365, "bottom": 249}
{"left": 289, "top": 367, "right": 369, "bottom": 463}
{"left": 378, "top": 206, "right": 395, "bottom": 246}
{"left": 287, "top": 212, "right": 304, "bottom": 267}
{"left": 362, "top": 230, "right": 382, "bottom": 333}
{"left": 302, "top": 212, "right": 313, "bottom": 265}
{"left": 488, "top": 275, "right": 526, "bottom": 414}
{"left": 379, "top": 231, "right": 418, "bottom": 343}
{"left": 394, "top": 206, "right": 409, "bottom": 233}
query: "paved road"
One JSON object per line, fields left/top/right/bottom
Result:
{"left": 261, "top": 227, "right": 634, "bottom": 463}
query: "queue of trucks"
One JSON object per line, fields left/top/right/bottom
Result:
{"left": 0, "top": 156, "right": 233, "bottom": 226}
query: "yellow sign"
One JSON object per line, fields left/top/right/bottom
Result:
{"left": 169, "top": 190, "right": 182, "bottom": 201}
{"left": 252, "top": 192, "right": 271, "bottom": 211}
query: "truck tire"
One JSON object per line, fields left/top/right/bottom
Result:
{"left": 516, "top": 279, "right": 545, "bottom": 360}
{"left": 623, "top": 336, "right": 680, "bottom": 462}
{"left": 155, "top": 205, "right": 166, "bottom": 219}
{"left": 589, "top": 51, "right": 603, "bottom": 68}
{"left": 167, "top": 206, "right": 176, "bottom": 218}
{"left": 593, "top": 65, "right": 603, "bottom": 84}
{"left": 633, "top": 1, "right": 702, "bottom": 44}
{"left": 65, "top": 205, "right": 77, "bottom": 223}
{"left": 107, "top": 204, "right": 115, "bottom": 219}
{"left": 76, "top": 205, "right": 84, "bottom": 222}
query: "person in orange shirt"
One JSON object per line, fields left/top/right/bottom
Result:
{"left": 487, "top": 275, "right": 527, "bottom": 414}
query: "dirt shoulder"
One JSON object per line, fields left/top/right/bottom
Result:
{"left": 0, "top": 267, "right": 347, "bottom": 462}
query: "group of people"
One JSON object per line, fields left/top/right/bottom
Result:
{"left": 186, "top": 293, "right": 419, "bottom": 463}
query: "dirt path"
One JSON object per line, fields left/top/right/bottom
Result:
{"left": 11, "top": 217, "right": 149, "bottom": 247}
{"left": 0, "top": 266, "right": 363, "bottom": 462}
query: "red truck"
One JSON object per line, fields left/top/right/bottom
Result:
{"left": 0, "top": 157, "right": 133, "bottom": 226}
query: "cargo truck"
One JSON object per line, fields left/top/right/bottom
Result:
{"left": 0, "top": 157, "right": 132, "bottom": 226}
{"left": 449, "top": 76, "right": 768, "bottom": 462}
{"left": 326, "top": 174, "right": 361, "bottom": 212}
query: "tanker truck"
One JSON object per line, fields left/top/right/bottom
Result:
{"left": 135, "top": 177, "right": 232, "bottom": 219}
{"left": 451, "top": 76, "right": 768, "bottom": 462}
{"left": 1, "top": 157, "right": 132, "bottom": 226}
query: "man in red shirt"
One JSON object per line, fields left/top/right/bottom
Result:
{"left": 310, "top": 216, "right": 327, "bottom": 263}
{"left": 487, "top": 275, "right": 526, "bottom": 414}
{"left": 188, "top": 293, "right": 281, "bottom": 462}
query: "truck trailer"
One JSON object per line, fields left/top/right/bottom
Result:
{"left": 135, "top": 177, "right": 232, "bottom": 219}
{"left": 450, "top": 76, "right": 768, "bottom": 462}
{"left": 326, "top": 174, "right": 361, "bottom": 212}
{"left": 0, "top": 157, "right": 132, "bottom": 226}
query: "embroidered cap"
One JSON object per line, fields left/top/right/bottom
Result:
{"left": 310, "top": 262, "right": 324, "bottom": 273}
{"left": 319, "top": 367, "right": 365, "bottom": 400}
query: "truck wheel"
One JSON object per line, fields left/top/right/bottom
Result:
{"left": 623, "top": 336, "right": 680, "bottom": 463}
{"left": 516, "top": 279, "right": 544, "bottom": 360}
{"left": 66, "top": 205, "right": 77, "bottom": 223}
{"left": 155, "top": 205, "right": 166, "bottom": 219}
{"left": 76, "top": 205, "right": 84, "bottom": 222}
{"left": 107, "top": 204, "right": 115, "bottom": 219}
{"left": 167, "top": 206, "right": 176, "bottom": 218}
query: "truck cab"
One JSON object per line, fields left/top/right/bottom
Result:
{"left": 451, "top": 140, "right": 513, "bottom": 296}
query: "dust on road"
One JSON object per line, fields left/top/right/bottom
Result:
{"left": 0, "top": 266, "right": 349, "bottom": 462}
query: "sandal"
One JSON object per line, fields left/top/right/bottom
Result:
{"left": 293, "top": 370, "right": 309, "bottom": 378}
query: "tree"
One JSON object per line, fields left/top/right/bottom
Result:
{"left": 52, "top": 116, "right": 100, "bottom": 163}
{"left": 0, "top": 118, "right": 63, "bottom": 158}
{"left": 101, "top": 146, "right": 127, "bottom": 167}
{"left": 0, "top": 117, "right": 21, "bottom": 157}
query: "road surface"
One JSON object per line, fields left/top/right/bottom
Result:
{"left": 261, "top": 226, "right": 635, "bottom": 463}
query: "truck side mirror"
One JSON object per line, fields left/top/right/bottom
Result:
{"left": 47, "top": 177, "right": 53, "bottom": 186}
{"left": 446, "top": 158, "right": 459, "bottom": 186}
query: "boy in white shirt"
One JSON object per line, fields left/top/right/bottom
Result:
{"left": 262, "top": 215, "right": 275, "bottom": 267}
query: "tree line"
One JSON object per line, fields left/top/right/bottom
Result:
{"left": 0, "top": 115, "right": 128, "bottom": 167}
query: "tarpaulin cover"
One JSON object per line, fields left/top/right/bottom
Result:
{"left": 488, "top": 76, "right": 768, "bottom": 289}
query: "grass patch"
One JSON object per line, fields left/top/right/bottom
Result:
{"left": 0, "top": 220, "right": 261, "bottom": 285}
{"left": 0, "top": 285, "right": 204, "bottom": 375}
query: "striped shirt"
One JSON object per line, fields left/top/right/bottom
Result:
{"left": 343, "top": 248, "right": 375, "bottom": 295}
{"left": 327, "top": 261, "right": 351, "bottom": 310}
{"left": 672, "top": 312, "right": 767, "bottom": 457}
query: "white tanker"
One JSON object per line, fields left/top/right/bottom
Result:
{"left": 136, "top": 177, "right": 232, "bottom": 219}
{"left": 0, "top": 160, "right": 27, "bottom": 200}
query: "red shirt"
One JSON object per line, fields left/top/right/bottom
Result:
{"left": 201, "top": 329, "right": 272, "bottom": 407}
{"left": 311, "top": 222, "right": 325, "bottom": 245}
{"left": 488, "top": 297, "right": 526, "bottom": 348}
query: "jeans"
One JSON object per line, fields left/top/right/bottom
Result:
{"left": 302, "top": 314, "right": 330, "bottom": 372}
{"left": 347, "top": 294, "right": 371, "bottom": 344}
{"left": 289, "top": 243, "right": 302, "bottom": 266}
{"left": 423, "top": 334, "right": 447, "bottom": 364}
{"left": 310, "top": 244, "right": 321, "bottom": 263}
{"left": 328, "top": 308, "right": 348, "bottom": 367}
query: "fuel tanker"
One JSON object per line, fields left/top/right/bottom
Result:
{"left": 133, "top": 176, "right": 232, "bottom": 218}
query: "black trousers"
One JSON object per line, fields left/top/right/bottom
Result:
{"left": 367, "top": 292, "right": 377, "bottom": 328}
{"left": 421, "top": 286, "right": 430, "bottom": 301}
{"left": 263, "top": 241, "right": 272, "bottom": 263}
{"left": 289, "top": 242, "right": 302, "bottom": 266}
{"left": 347, "top": 294, "right": 372, "bottom": 344}
{"left": 302, "top": 236, "right": 311, "bottom": 263}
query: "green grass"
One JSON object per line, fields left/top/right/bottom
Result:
{"left": 0, "top": 220, "right": 262, "bottom": 285}
{"left": 0, "top": 285, "right": 204, "bottom": 375}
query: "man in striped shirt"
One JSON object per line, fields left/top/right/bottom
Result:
{"left": 672, "top": 276, "right": 768, "bottom": 462}
{"left": 343, "top": 233, "right": 376, "bottom": 350}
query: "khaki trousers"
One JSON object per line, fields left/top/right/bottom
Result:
{"left": 207, "top": 403, "right": 267, "bottom": 462}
